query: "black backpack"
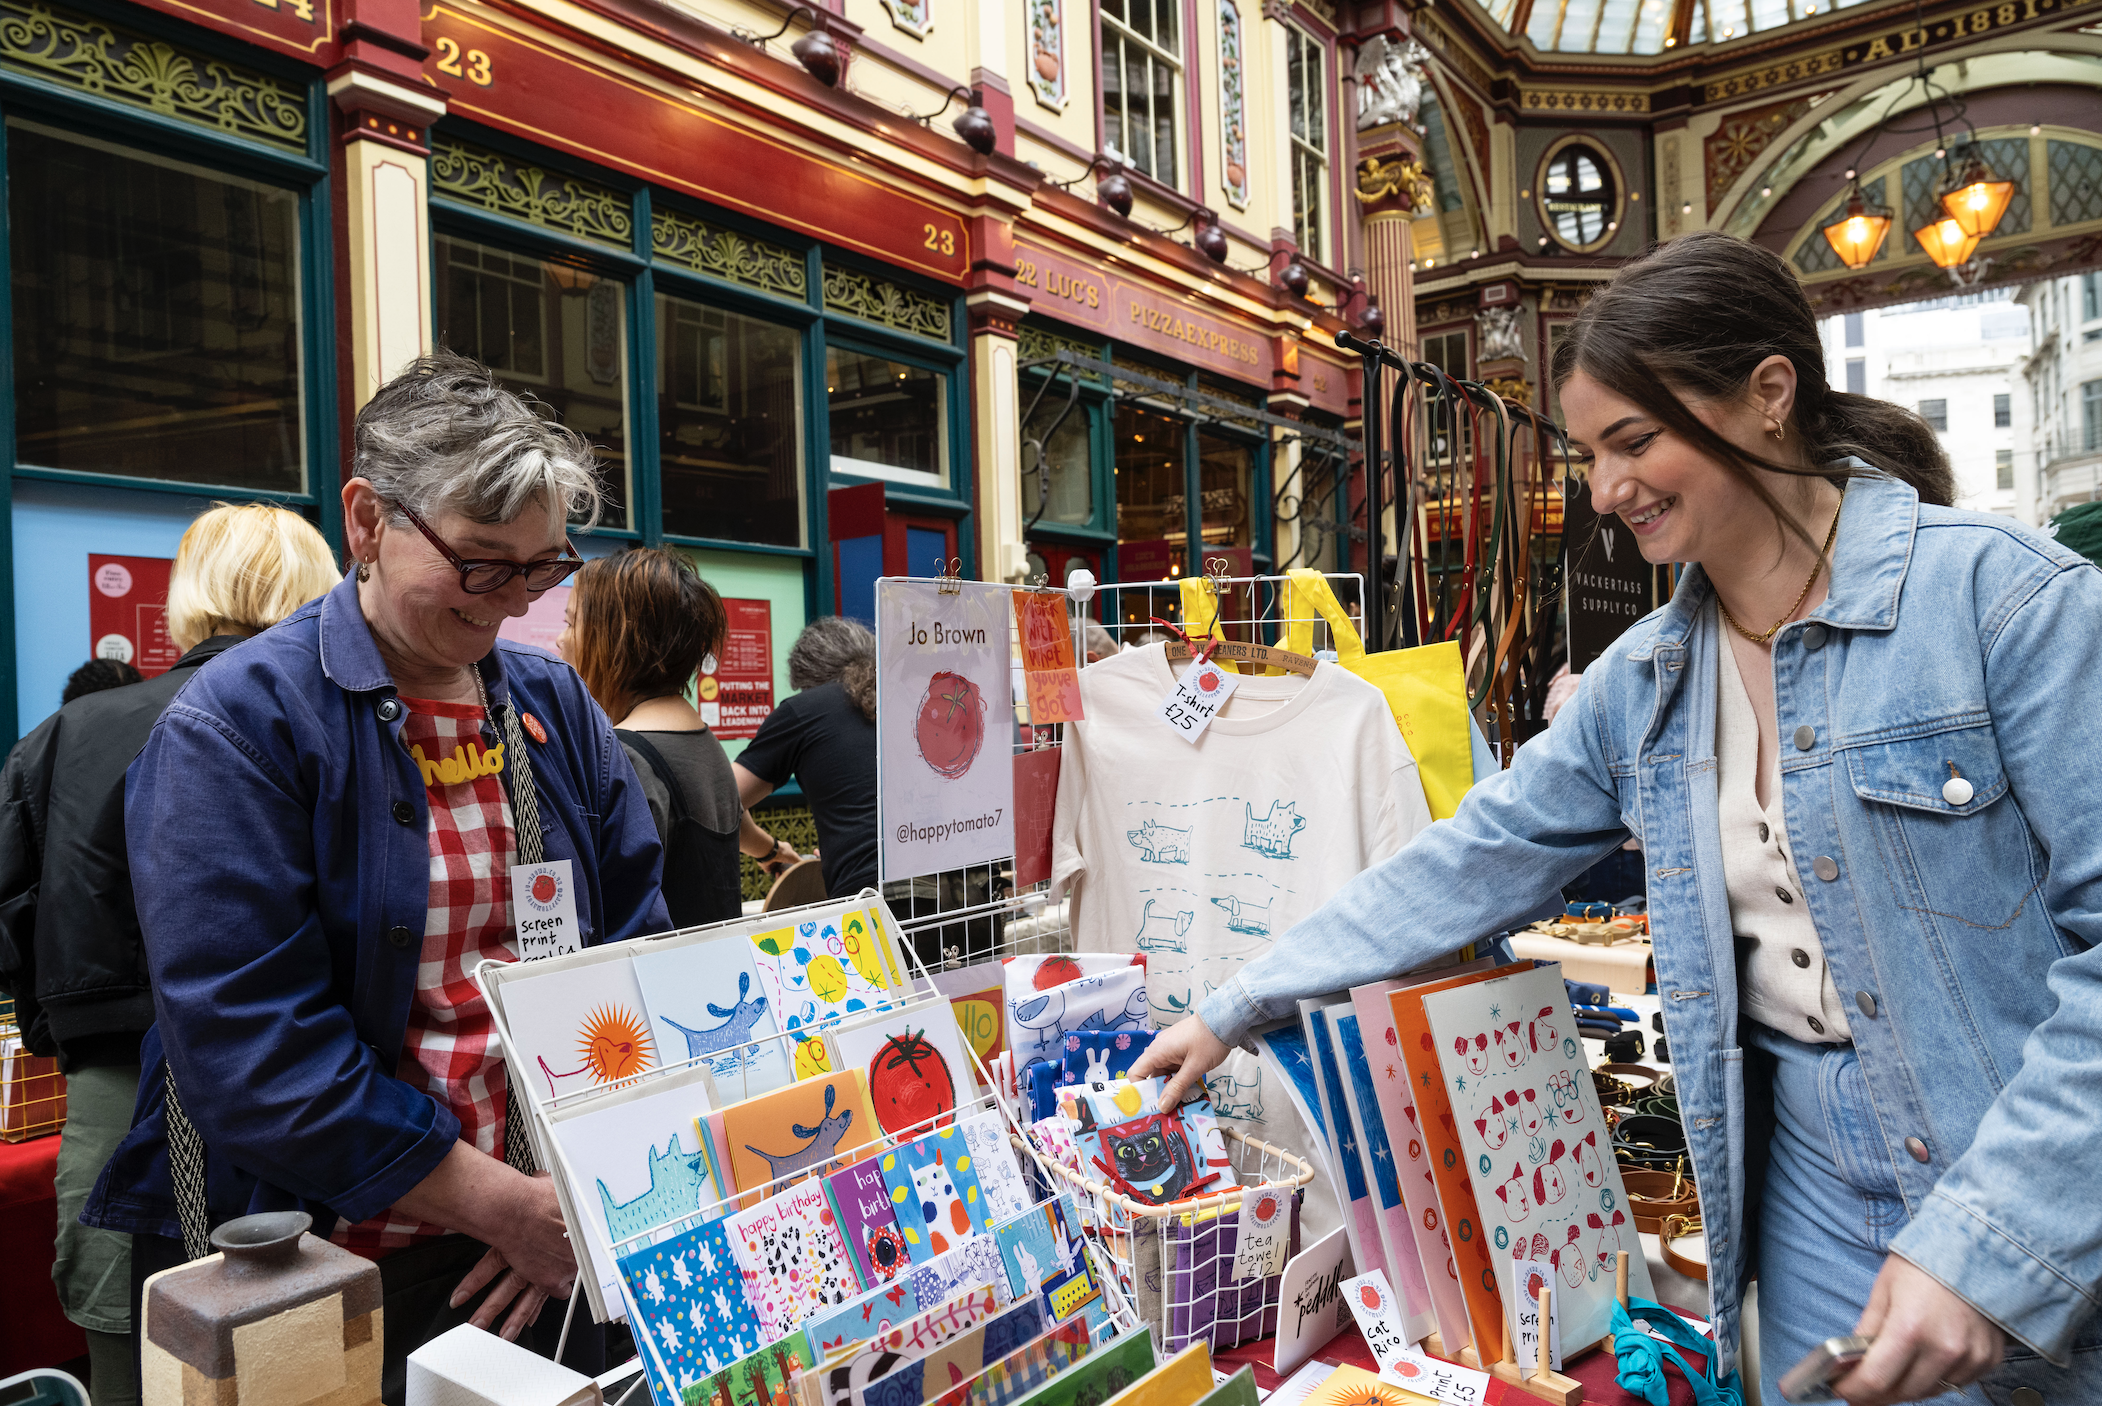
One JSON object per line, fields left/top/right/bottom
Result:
{"left": 616, "top": 730, "right": 744, "bottom": 928}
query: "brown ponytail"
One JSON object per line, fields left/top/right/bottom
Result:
{"left": 1551, "top": 231, "right": 1953, "bottom": 553}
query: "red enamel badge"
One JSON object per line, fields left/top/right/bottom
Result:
{"left": 521, "top": 712, "right": 548, "bottom": 744}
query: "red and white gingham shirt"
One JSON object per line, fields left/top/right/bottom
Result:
{"left": 335, "top": 697, "right": 518, "bottom": 1256}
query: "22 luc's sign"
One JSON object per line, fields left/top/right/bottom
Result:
{"left": 876, "top": 579, "right": 1014, "bottom": 880}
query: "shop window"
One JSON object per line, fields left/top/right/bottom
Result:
{"left": 1541, "top": 143, "right": 1615, "bottom": 249}
{"left": 1022, "top": 391, "right": 1093, "bottom": 527}
{"left": 1423, "top": 330, "right": 1469, "bottom": 380}
{"left": 1101, "top": 0, "right": 1182, "bottom": 187}
{"left": 2084, "top": 271, "right": 2100, "bottom": 324}
{"left": 1285, "top": 27, "right": 1328, "bottom": 263}
{"left": 656, "top": 293, "right": 803, "bottom": 546}
{"left": 1197, "top": 430, "right": 1253, "bottom": 551}
{"left": 8, "top": 121, "right": 304, "bottom": 491}
{"left": 2083, "top": 381, "right": 2102, "bottom": 452}
{"left": 1843, "top": 312, "right": 1864, "bottom": 348}
{"left": 1997, "top": 449, "right": 2014, "bottom": 491}
{"left": 1846, "top": 358, "right": 1866, "bottom": 395}
{"left": 1115, "top": 402, "right": 1185, "bottom": 546}
{"left": 1994, "top": 393, "right": 2011, "bottom": 428}
{"left": 434, "top": 234, "right": 632, "bottom": 528}
{"left": 1917, "top": 398, "right": 1947, "bottom": 432}
{"left": 827, "top": 348, "right": 946, "bottom": 486}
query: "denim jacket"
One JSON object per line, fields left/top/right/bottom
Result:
{"left": 1200, "top": 472, "right": 2102, "bottom": 1376}
{"left": 83, "top": 574, "right": 669, "bottom": 1241}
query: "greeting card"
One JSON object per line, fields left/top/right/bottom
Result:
{"left": 930, "top": 1319, "right": 1094, "bottom": 1406}
{"left": 907, "top": 1233, "right": 1011, "bottom": 1313}
{"left": 1059, "top": 1029, "right": 1156, "bottom": 1091}
{"left": 749, "top": 906, "right": 909, "bottom": 1038}
{"left": 726, "top": 1179, "right": 862, "bottom": 1339}
{"left": 927, "top": 961, "right": 1007, "bottom": 1084}
{"left": 1420, "top": 964, "right": 1655, "bottom": 1356}
{"left": 1100, "top": 1340, "right": 1213, "bottom": 1406}
{"left": 546, "top": 1062, "right": 722, "bottom": 1312}
{"left": 685, "top": 1333, "right": 815, "bottom": 1406}
{"left": 718, "top": 1069, "right": 883, "bottom": 1202}
{"left": 1349, "top": 968, "right": 1491, "bottom": 1352}
{"left": 961, "top": 1109, "right": 1034, "bottom": 1224}
{"left": 880, "top": 1125, "right": 990, "bottom": 1261}
{"left": 856, "top": 1297, "right": 1046, "bottom": 1406}
{"left": 618, "top": 1215, "right": 763, "bottom": 1382}
{"left": 833, "top": 1007, "right": 972, "bottom": 1139}
{"left": 829, "top": 1156, "right": 913, "bottom": 1287}
{"left": 1296, "top": 1364, "right": 1429, "bottom": 1406}
{"left": 1332, "top": 1010, "right": 1437, "bottom": 1346}
{"left": 497, "top": 949, "right": 657, "bottom": 1106}
{"left": 1299, "top": 1002, "right": 1386, "bottom": 1283}
{"left": 633, "top": 934, "right": 794, "bottom": 1100}
{"left": 814, "top": 1285, "right": 1004, "bottom": 1406}
{"left": 803, "top": 1277, "right": 921, "bottom": 1358}
{"left": 1388, "top": 961, "right": 1532, "bottom": 1359}
{"left": 991, "top": 1194, "right": 1098, "bottom": 1329}
{"left": 1006, "top": 1327, "right": 1156, "bottom": 1406}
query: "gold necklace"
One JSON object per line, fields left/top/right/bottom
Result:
{"left": 1717, "top": 487, "right": 1845, "bottom": 646}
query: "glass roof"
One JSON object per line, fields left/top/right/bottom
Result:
{"left": 1480, "top": 0, "right": 1882, "bottom": 56}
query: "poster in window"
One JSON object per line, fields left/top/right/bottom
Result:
{"left": 702, "top": 598, "right": 774, "bottom": 739}
{"left": 88, "top": 555, "right": 179, "bottom": 678}
{"left": 877, "top": 579, "right": 1015, "bottom": 879}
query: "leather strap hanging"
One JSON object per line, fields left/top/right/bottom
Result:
{"left": 494, "top": 692, "right": 544, "bottom": 1177}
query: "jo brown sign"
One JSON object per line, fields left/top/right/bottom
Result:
{"left": 1016, "top": 240, "right": 1273, "bottom": 381}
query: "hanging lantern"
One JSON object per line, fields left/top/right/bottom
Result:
{"left": 1821, "top": 191, "right": 1891, "bottom": 270}
{"left": 1939, "top": 151, "right": 2015, "bottom": 239}
{"left": 1914, "top": 214, "right": 1981, "bottom": 269}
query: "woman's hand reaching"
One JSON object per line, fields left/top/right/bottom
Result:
{"left": 1128, "top": 1014, "right": 1232, "bottom": 1112}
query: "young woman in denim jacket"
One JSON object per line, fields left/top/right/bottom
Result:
{"left": 1140, "top": 232, "right": 2101, "bottom": 1406}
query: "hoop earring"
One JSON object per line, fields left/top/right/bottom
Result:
{"left": 1769, "top": 422, "right": 1785, "bottom": 443}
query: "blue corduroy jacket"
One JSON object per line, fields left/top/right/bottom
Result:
{"left": 83, "top": 573, "right": 668, "bottom": 1240}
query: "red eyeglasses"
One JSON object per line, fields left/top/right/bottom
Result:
{"left": 394, "top": 501, "right": 585, "bottom": 594}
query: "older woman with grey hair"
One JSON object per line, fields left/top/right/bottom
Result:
{"left": 87, "top": 353, "right": 668, "bottom": 1398}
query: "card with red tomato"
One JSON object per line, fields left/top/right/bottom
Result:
{"left": 876, "top": 579, "right": 1015, "bottom": 880}
{"left": 832, "top": 1006, "right": 972, "bottom": 1140}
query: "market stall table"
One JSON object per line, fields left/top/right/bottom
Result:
{"left": 0, "top": 1132, "right": 86, "bottom": 1375}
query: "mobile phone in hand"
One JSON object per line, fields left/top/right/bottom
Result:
{"left": 1779, "top": 1336, "right": 1874, "bottom": 1403}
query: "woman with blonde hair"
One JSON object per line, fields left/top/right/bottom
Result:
{"left": 0, "top": 501, "right": 337, "bottom": 1406}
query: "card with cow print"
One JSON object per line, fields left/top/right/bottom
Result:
{"left": 1419, "top": 963, "right": 1655, "bottom": 1356}
{"left": 880, "top": 1124, "right": 992, "bottom": 1263}
{"left": 727, "top": 1178, "right": 863, "bottom": 1340}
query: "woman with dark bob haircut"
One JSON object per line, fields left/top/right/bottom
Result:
{"left": 558, "top": 546, "right": 801, "bottom": 927}
{"left": 1138, "top": 231, "right": 2102, "bottom": 1405}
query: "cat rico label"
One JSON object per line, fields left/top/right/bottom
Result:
{"left": 1231, "top": 1185, "right": 1290, "bottom": 1282}
{"left": 510, "top": 859, "right": 581, "bottom": 959}
{"left": 1339, "top": 1270, "right": 1416, "bottom": 1373}
{"left": 1157, "top": 656, "right": 1238, "bottom": 743}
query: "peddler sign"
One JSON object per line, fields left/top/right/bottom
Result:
{"left": 1015, "top": 241, "right": 1273, "bottom": 381}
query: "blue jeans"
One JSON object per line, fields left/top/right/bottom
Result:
{"left": 1750, "top": 1024, "right": 1965, "bottom": 1406}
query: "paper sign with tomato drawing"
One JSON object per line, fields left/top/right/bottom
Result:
{"left": 876, "top": 579, "right": 1015, "bottom": 880}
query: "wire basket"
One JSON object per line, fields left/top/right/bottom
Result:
{"left": 1018, "top": 1121, "right": 1315, "bottom": 1355}
{"left": 0, "top": 993, "right": 66, "bottom": 1142}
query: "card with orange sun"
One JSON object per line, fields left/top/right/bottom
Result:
{"left": 496, "top": 950, "right": 659, "bottom": 1108}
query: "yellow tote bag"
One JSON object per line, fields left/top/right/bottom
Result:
{"left": 1278, "top": 568, "right": 1477, "bottom": 819}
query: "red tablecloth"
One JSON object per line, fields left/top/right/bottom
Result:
{"left": 1214, "top": 1321, "right": 1709, "bottom": 1406}
{"left": 0, "top": 1133, "right": 88, "bottom": 1374}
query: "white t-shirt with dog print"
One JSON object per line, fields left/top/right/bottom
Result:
{"left": 1050, "top": 643, "right": 1433, "bottom": 1244}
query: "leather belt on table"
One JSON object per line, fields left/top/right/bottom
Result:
{"left": 1661, "top": 1213, "right": 1709, "bottom": 1282}
{"left": 1611, "top": 1112, "right": 1687, "bottom": 1171}
{"left": 1623, "top": 1166, "right": 1699, "bottom": 1235}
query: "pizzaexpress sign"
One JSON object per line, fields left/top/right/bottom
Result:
{"left": 1015, "top": 239, "right": 1274, "bottom": 380}
{"left": 1124, "top": 299, "right": 1264, "bottom": 367}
